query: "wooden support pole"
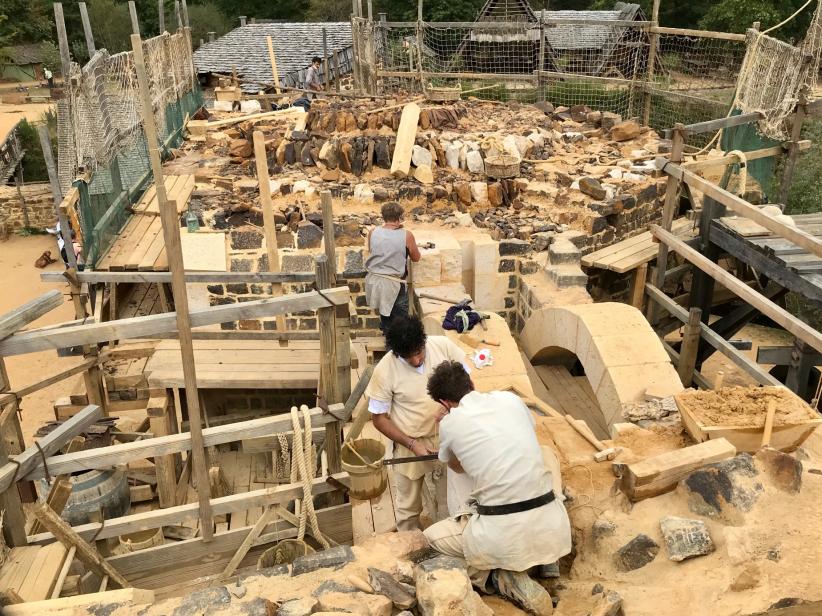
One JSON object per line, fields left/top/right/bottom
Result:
{"left": 628, "top": 263, "right": 648, "bottom": 310}
{"left": 265, "top": 37, "right": 281, "bottom": 94}
{"left": 253, "top": 131, "right": 285, "bottom": 332}
{"left": 0, "top": 290, "right": 62, "bottom": 341}
{"left": 131, "top": 33, "right": 213, "bottom": 541}
{"left": 148, "top": 396, "right": 177, "bottom": 508}
{"left": 320, "top": 191, "right": 337, "bottom": 280}
{"left": 180, "top": 0, "right": 189, "bottom": 28}
{"left": 778, "top": 89, "right": 808, "bottom": 205}
{"left": 652, "top": 224, "right": 822, "bottom": 352}
{"left": 677, "top": 307, "right": 702, "bottom": 387}
{"left": 642, "top": 0, "right": 660, "bottom": 126}
{"left": 221, "top": 506, "right": 276, "bottom": 579}
{"left": 333, "top": 50, "right": 341, "bottom": 93}
{"left": 158, "top": 0, "right": 165, "bottom": 34}
{"left": 761, "top": 399, "right": 776, "bottom": 447}
{"left": 53, "top": 4, "right": 72, "bottom": 82}
{"left": 323, "top": 28, "right": 330, "bottom": 92}
{"left": 36, "top": 124, "right": 62, "bottom": 216}
{"left": 32, "top": 502, "right": 130, "bottom": 588}
{"left": 174, "top": 0, "right": 182, "bottom": 29}
{"left": 78, "top": 2, "right": 96, "bottom": 56}
{"left": 785, "top": 339, "right": 815, "bottom": 399}
{"left": 647, "top": 124, "right": 684, "bottom": 324}
{"left": 0, "top": 423, "right": 27, "bottom": 547}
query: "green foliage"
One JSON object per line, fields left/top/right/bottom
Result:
{"left": 785, "top": 118, "right": 822, "bottom": 216}
{"left": 17, "top": 111, "right": 57, "bottom": 183}
{"left": 306, "top": 0, "right": 352, "bottom": 22}
{"left": 188, "top": 3, "right": 233, "bottom": 43}
{"left": 86, "top": 0, "right": 133, "bottom": 54}
{"left": 698, "top": 0, "right": 812, "bottom": 42}
{"left": 0, "top": 0, "right": 52, "bottom": 45}
{"left": 212, "top": 0, "right": 305, "bottom": 22}
{"left": 39, "top": 41, "right": 60, "bottom": 71}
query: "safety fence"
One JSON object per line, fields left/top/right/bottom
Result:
{"left": 57, "top": 29, "right": 202, "bottom": 267}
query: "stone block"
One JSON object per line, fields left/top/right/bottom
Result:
{"left": 368, "top": 568, "right": 416, "bottom": 610}
{"left": 291, "top": 545, "right": 355, "bottom": 576}
{"left": 579, "top": 176, "right": 607, "bottom": 200}
{"left": 415, "top": 562, "right": 492, "bottom": 616}
{"left": 611, "top": 120, "right": 641, "bottom": 142}
{"left": 473, "top": 273, "right": 509, "bottom": 312}
{"left": 614, "top": 534, "right": 659, "bottom": 571}
{"left": 659, "top": 516, "right": 714, "bottom": 562}
{"left": 548, "top": 239, "right": 581, "bottom": 265}
{"left": 472, "top": 235, "right": 500, "bottom": 275}
{"left": 411, "top": 249, "right": 442, "bottom": 287}
{"left": 499, "top": 239, "right": 530, "bottom": 256}
{"left": 317, "top": 591, "right": 392, "bottom": 616}
{"left": 281, "top": 253, "right": 314, "bottom": 273}
{"left": 682, "top": 454, "right": 762, "bottom": 524}
{"left": 413, "top": 164, "right": 434, "bottom": 185}
{"left": 466, "top": 150, "right": 484, "bottom": 174}
{"left": 297, "top": 221, "right": 324, "bottom": 249}
{"left": 469, "top": 181, "right": 488, "bottom": 204}
{"left": 547, "top": 264, "right": 588, "bottom": 289}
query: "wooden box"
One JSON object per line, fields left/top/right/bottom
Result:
{"left": 675, "top": 388, "right": 822, "bottom": 453}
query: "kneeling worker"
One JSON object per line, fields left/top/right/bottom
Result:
{"left": 365, "top": 315, "right": 468, "bottom": 530}
{"left": 423, "top": 361, "right": 572, "bottom": 615}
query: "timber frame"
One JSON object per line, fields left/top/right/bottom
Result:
{"left": 644, "top": 106, "right": 822, "bottom": 398}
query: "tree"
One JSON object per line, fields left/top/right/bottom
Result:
{"left": 86, "top": 0, "right": 133, "bottom": 54}
{"left": 699, "top": 0, "right": 812, "bottom": 42}
{"left": 188, "top": 3, "right": 233, "bottom": 45}
{"left": 212, "top": 0, "right": 305, "bottom": 22}
{"left": 306, "top": 0, "right": 351, "bottom": 22}
{"left": 0, "top": 0, "right": 52, "bottom": 45}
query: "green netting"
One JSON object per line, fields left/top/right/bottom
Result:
{"left": 77, "top": 86, "right": 204, "bottom": 267}
{"left": 721, "top": 108, "right": 781, "bottom": 201}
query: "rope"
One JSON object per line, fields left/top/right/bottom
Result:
{"left": 34, "top": 441, "right": 52, "bottom": 483}
{"left": 290, "top": 405, "right": 330, "bottom": 548}
{"left": 725, "top": 150, "right": 748, "bottom": 196}
{"left": 762, "top": 0, "right": 816, "bottom": 35}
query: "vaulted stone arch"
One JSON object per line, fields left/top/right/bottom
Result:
{"left": 520, "top": 302, "right": 683, "bottom": 430}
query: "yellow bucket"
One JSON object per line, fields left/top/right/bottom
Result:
{"left": 341, "top": 438, "right": 388, "bottom": 500}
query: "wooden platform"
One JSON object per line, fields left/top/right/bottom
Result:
{"left": 144, "top": 339, "right": 321, "bottom": 389}
{"left": 711, "top": 214, "right": 822, "bottom": 303}
{"left": 95, "top": 175, "right": 195, "bottom": 272}
{"left": 582, "top": 218, "right": 694, "bottom": 273}
{"left": 0, "top": 544, "right": 70, "bottom": 602}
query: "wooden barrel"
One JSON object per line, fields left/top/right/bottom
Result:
{"left": 485, "top": 154, "right": 520, "bottom": 179}
{"left": 44, "top": 468, "right": 131, "bottom": 526}
{"left": 341, "top": 438, "right": 388, "bottom": 500}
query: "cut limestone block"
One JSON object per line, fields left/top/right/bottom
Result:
{"left": 412, "top": 248, "right": 442, "bottom": 287}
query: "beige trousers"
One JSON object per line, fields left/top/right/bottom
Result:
{"left": 424, "top": 516, "right": 491, "bottom": 590}
{"left": 393, "top": 465, "right": 447, "bottom": 531}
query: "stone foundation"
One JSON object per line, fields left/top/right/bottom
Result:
{"left": 0, "top": 183, "right": 55, "bottom": 231}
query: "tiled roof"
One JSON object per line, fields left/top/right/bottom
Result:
{"left": 539, "top": 3, "right": 644, "bottom": 50}
{"left": 4, "top": 43, "right": 46, "bottom": 65}
{"left": 193, "top": 23, "right": 354, "bottom": 93}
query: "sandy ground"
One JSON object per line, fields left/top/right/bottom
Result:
{"left": 0, "top": 234, "right": 80, "bottom": 445}
{"left": 0, "top": 101, "right": 54, "bottom": 142}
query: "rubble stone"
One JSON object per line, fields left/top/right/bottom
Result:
{"left": 445, "top": 142, "right": 462, "bottom": 169}
{"left": 610, "top": 120, "right": 641, "bottom": 142}
{"left": 683, "top": 454, "right": 762, "bottom": 522}
{"left": 660, "top": 516, "right": 714, "bottom": 562}
{"left": 229, "top": 139, "right": 252, "bottom": 158}
{"left": 415, "top": 560, "right": 492, "bottom": 616}
{"left": 292, "top": 545, "right": 355, "bottom": 576}
{"left": 375, "top": 138, "right": 391, "bottom": 168}
{"left": 591, "top": 590, "right": 623, "bottom": 616}
{"left": 579, "top": 176, "right": 607, "bottom": 200}
{"left": 413, "top": 164, "right": 434, "bottom": 185}
{"left": 469, "top": 182, "right": 488, "bottom": 204}
{"left": 730, "top": 564, "right": 760, "bottom": 591}
{"left": 534, "top": 101, "right": 555, "bottom": 115}
{"left": 412, "top": 145, "right": 434, "bottom": 167}
{"left": 320, "top": 167, "right": 340, "bottom": 182}
{"left": 276, "top": 597, "right": 319, "bottom": 616}
{"left": 296, "top": 220, "right": 324, "bottom": 249}
{"left": 317, "top": 591, "right": 392, "bottom": 616}
{"left": 531, "top": 232, "right": 553, "bottom": 252}
{"left": 601, "top": 112, "right": 622, "bottom": 131}
{"left": 487, "top": 182, "right": 503, "bottom": 206}
{"left": 173, "top": 586, "right": 232, "bottom": 616}
{"left": 368, "top": 567, "right": 416, "bottom": 610}
{"left": 319, "top": 140, "right": 339, "bottom": 169}
{"left": 465, "top": 150, "right": 484, "bottom": 174}
{"left": 614, "top": 534, "right": 659, "bottom": 571}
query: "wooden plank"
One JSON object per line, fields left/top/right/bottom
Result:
{"left": 3, "top": 589, "right": 155, "bottom": 615}
{"left": 0, "top": 547, "right": 40, "bottom": 594}
{"left": 31, "top": 502, "right": 130, "bottom": 588}
{"left": 390, "top": 102, "right": 421, "bottom": 178}
{"left": 0, "top": 405, "right": 102, "bottom": 493}
{"left": 0, "top": 290, "right": 63, "bottom": 340}
{"left": 0, "top": 287, "right": 349, "bottom": 357}
{"left": 50, "top": 545, "right": 75, "bottom": 599}
{"left": 27, "top": 478, "right": 72, "bottom": 536}
{"left": 614, "top": 438, "right": 737, "bottom": 501}
{"left": 533, "top": 365, "right": 609, "bottom": 439}
{"left": 719, "top": 216, "right": 771, "bottom": 237}
{"left": 147, "top": 370, "right": 318, "bottom": 389}
{"left": 17, "top": 543, "right": 68, "bottom": 601}
{"left": 221, "top": 506, "right": 276, "bottom": 578}
{"left": 22, "top": 404, "right": 343, "bottom": 481}
{"left": 681, "top": 112, "right": 763, "bottom": 136}
{"left": 41, "top": 271, "right": 315, "bottom": 284}
{"left": 653, "top": 225, "right": 822, "bottom": 351}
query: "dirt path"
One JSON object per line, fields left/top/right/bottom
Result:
{"left": 0, "top": 234, "right": 81, "bottom": 445}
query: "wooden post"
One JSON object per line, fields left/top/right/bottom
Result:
{"left": 646, "top": 123, "right": 685, "bottom": 324}
{"left": 36, "top": 124, "right": 65, "bottom": 220}
{"left": 333, "top": 50, "right": 341, "bottom": 93}
{"left": 677, "top": 307, "right": 702, "bottom": 387}
{"left": 316, "top": 255, "right": 343, "bottom": 504}
{"left": 537, "top": 20, "right": 545, "bottom": 97}
{"left": 158, "top": 0, "right": 165, "bottom": 34}
{"left": 253, "top": 131, "right": 286, "bottom": 332}
{"left": 78, "top": 2, "right": 96, "bottom": 57}
{"left": 367, "top": 0, "right": 373, "bottom": 21}
{"left": 323, "top": 28, "right": 330, "bottom": 92}
{"left": 130, "top": 33, "right": 214, "bottom": 541}
{"left": 128, "top": 1, "right": 140, "bottom": 35}
{"left": 174, "top": 1, "right": 182, "bottom": 29}
{"left": 180, "top": 0, "right": 189, "bottom": 27}
{"left": 785, "top": 339, "right": 814, "bottom": 399}
{"left": 0, "top": 399, "right": 27, "bottom": 546}
{"left": 628, "top": 263, "right": 648, "bottom": 310}
{"left": 778, "top": 87, "right": 808, "bottom": 205}
{"left": 53, "top": 4, "right": 72, "bottom": 84}
{"left": 320, "top": 191, "right": 337, "bottom": 278}
{"left": 266, "top": 36, "right": 281, "bottom": 94}
{"left": 148, "top": 397, "right": 177, "bottom": 508}
{"left": 643, "top": 0, "right": 661, "bottom": 127}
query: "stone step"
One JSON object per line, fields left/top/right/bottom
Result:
{"left": 546, "top": 264, "right": 588, "bottom": 289}
{"left": 548, "top": 239, "right": 582, "bottom": 266}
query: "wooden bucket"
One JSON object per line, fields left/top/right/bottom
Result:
{"left": 257, "top": 539, "right": 314, "bottom": 569}
{"left": 485, "top": 154, "right": 520, "bottom": 179}
{"left": 341, "top": 438, "right": 388, "bottom": 500}
{"left": 118, "top": 527, "right": 164, "bottom": 553}
{"left": 425, "top": 86, "right": 461, "bottom": 102}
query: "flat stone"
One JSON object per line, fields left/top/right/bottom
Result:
{"left": 579, "top": 176, "right": 607, "bottom": 200}
{"left": 412, "top": 144, "right": 433, "bottom": 167}
{"left": 534, "top": 101, "right": 555, "bottom": 115}
{"left": 344, "top": 249, "right": 365, "bottom": 275}
{"left": 321, "top": 167, "right": 340, "bottom": 182}
{"left": 296, "top": 220, "right": 324, "bottom": 249}
{"left": 454, "top": 182, "right": 471, "bottom": 205}
{"left": 172, "top": 586, "right": 232, "bottom": 616}
{"left": 317, "top": 591, "right": 392, "bottom": 616}
{"left": 416, "top": 562, "right": 492, "bottom": 616}
{"left": 531, "top": 231, "right": 553, "bottom": 252}
{"left": 592, "top": 519, "right": 616, "bottom": 544}
{"left": 659, "top": 516, "right": 714, "bottom": 562}
{"left": 569, "top": 104, "right": 589, "bottom": 122}
{"left": 312, "top": 580, "right": 356, "bottom": 596}
{"left": 683, "top": 454, "right": 762, "bottom": 523}
{"left": 499, "top": 239, "right": 530, "bottom": 256}
{"left": 230, "top": 230, "right": 263, "bottom": 250}
{"left": 319, "top": 139, "right": 339, "bottom": 169}
{"left": 368, "top": 567, "right": 416, "bottom": 610}
{"left": 413, "top": 164, "right": 434, "bottom": 185}
{"left": 755, "top": 447, "right": 803, "bottom": 493}
{"left": 614, "top": 534, "right": 659, "bottom": 571}
{"left": 611, "top": 120, "right": 641, "bottom": 142}
{"left": 466, "top": 150, "right": 484, "bottom": 174}
{"left": 601, "top": 112, "right": 622, "bottom": 131}
{"left": 292, "top": 545, "right": 355, "bottom": 576}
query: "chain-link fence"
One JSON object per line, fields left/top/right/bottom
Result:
{"left": 58, "top": 29, "right": 202, "bottom": 267}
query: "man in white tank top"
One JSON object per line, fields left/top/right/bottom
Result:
{"left": 365, "top": 202, "right": 421, "bottom": 332}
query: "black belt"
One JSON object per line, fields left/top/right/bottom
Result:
{"left": 475, "top": 490, "right": 555, "bottom": 516}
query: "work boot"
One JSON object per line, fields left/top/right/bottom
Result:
{"left": 492, "top": 569, "right": 554, "bottom": 615}
{"left": 534, "top": 562, "right": 560, "bottom": 579}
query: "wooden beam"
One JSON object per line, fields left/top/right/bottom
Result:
{"left": 390, "top": 102, "right": 421, "bottom": 179}
{"left": 0, "top": 357, "right": 97, "bottom": 406}
{"left": 29, "top": 473, "right": 345, "bottom": 544}
{"left": 0, "top": 405, "right": 102, "bottom": 493}
{"left": 650, "top": 25, "right": 747, "bottom": 41}
{"left": 628, "top": 263, "right": 648, "bottom": 310}
{"left": 659, "top": 160, "right": 822, "bottom": 259}
{"left": 0, "top": 287, "right": 348, "bottom": 357}
{"left": 677, "top": 307, "right": 702, "bottom": 387}
{"left": 652, "top": 225, "right": 822, "bottom": 352}
{"left": 679, "top": 112, "right": 763, "bottom": 136}
{"left": 148, "top": 396, "right": 176, "bottom": 509}
{"left": 778, "top": 91, "right": 809, "bottom": 206}
{"left": 613, "top": 438, "right": 736, "bottom": 501}
{"left": 22, "top": 404, "right": 343, "bottom": 481}
{"left": 78, "top": 2, "right": 96, "bottom": 56}
{"left": 41, "top": 271, "right": 314, "bottom": 284}
{"left": 0, "top": 422, "right": 27, "bottom": 547}
{"left": 682, "top": 141, "right": 810, "bottom": 174}
{"left": 4, "top": 589, "right": 154, "bottom": 616}
{"left": 221, "top": 506, "right": 276, "bottom": 578}
{"left": 128, "top": 1, "right": 140, "bottom": 35}
{"left": 53, "top": 4, "right": 72, "bottom": 88}
{"left": 645, "top": 283, "right": 782, "bottom": 386}
{"left": 0, "top": 290, "right": 63, "bottom": 341}
{"left": 266, "top": 36, "right": 281, "bottom": 94}
{"left": 32, "top": 502, "right": 130, "bottom": 588}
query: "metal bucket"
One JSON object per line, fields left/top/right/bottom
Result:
{"left": 341, "top": 438, "right": 388, "bottom": 500}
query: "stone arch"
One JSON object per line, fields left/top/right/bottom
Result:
{"left": 520, "top": 302, "right": 683, "bottom": 430}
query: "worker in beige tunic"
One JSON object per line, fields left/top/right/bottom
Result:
{"left": 365, "top": 315, "right": 469, "bottom": 531}
{"left": 423, "top": 361, "right": 572, "bottom": 615}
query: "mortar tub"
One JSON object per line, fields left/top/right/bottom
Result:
{"left": 341, "top": 438, "right": 388, "bottom": 500}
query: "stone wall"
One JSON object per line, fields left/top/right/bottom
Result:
{"left": 0, "top": 183, "right": 55, "bottom": 231}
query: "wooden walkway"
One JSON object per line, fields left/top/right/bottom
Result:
{"left": 582, "top": 218, "right": 693, "bottom": 273}
{"left": 144, "top": 340, "right": 322, "bottom": 389}
{"left": 95, "top": 175, "right": 195, "bottom": 272}
{"left": 711, "top": 213, "right": 822, "bottom": 303}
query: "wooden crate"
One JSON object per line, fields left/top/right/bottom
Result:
{"left": 675, "top": 389, "right": 822, "bottom": 453}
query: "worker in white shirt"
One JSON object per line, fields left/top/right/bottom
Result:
{"left": 304, "top": 56, "right": 323, "bottom": 97}
{"left": 365, "top": 314, "right": 470, "bottom": 531}
{"left": 423, "top": 361, "right": 572, "bottom": 615}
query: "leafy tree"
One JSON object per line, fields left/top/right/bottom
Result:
{"left": 0, "top": 0, "right": 52, "bottom": 44}
{"left": 86, "top": 0, "right": 133, "bottom": 54}
{"left": 306, "top": 0, "right": 352, "bottom": 22}
{"left": 212, "top": 0, "right": 305, "bottom": 22}
{"left": 699, "top": 0, "right": 812, "bottom": 42}
{"left": 188, "top": 2, "right": 233, "bottom": 44}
